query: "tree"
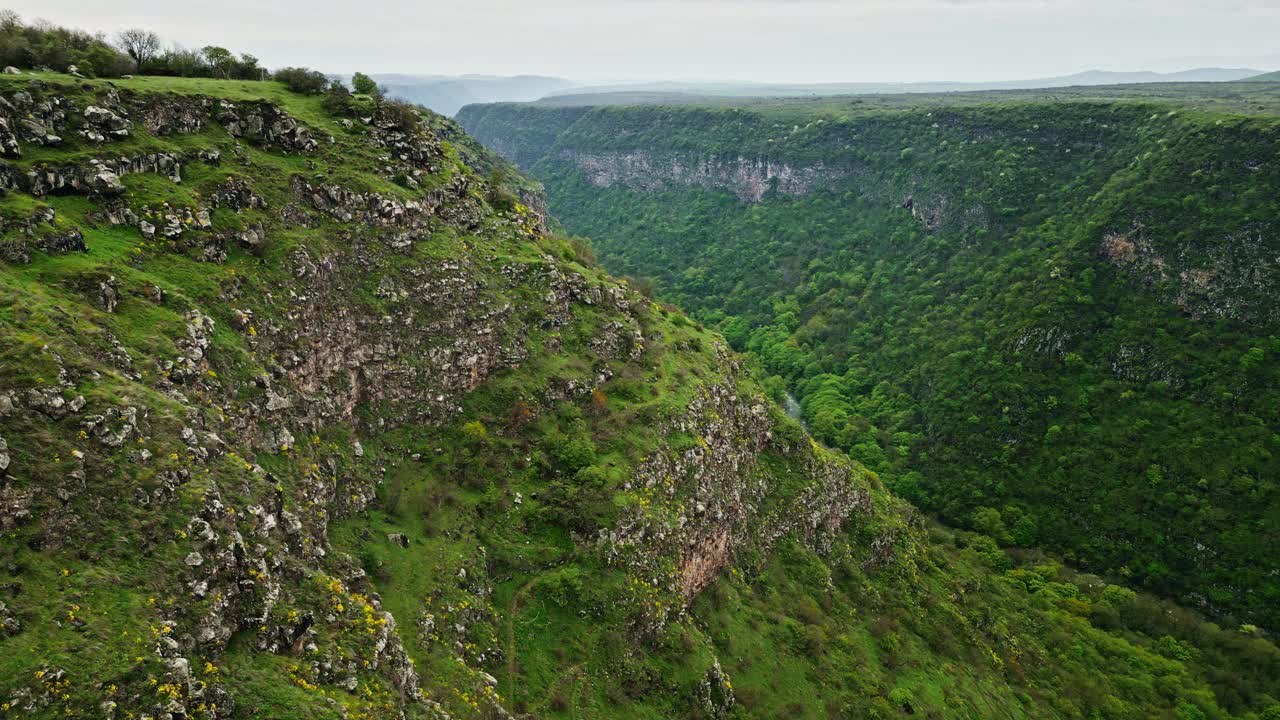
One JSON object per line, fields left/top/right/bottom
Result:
{"left": 200, "top": 45, "right": 233, "bottom": 78}
{"left": 351, "top": 71, "right": 379, "bottom": 96}
{"left": 115, "top": 28, "right": 159, "bottom": 68}
{"left": 236, "top": 53, "right": 264, "bottom": 80}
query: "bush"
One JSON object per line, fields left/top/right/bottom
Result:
{"left": 888, "top": 687, "right": 915, "bottom": 712}
{"left": 351, "top": 71, "right": 380, "bottom": 97}
{"left": 379, "top": 99, "right": 421, "bottom": 132}
{"left": 320, "top": 81, "right": 352, "bottom": 115}
{"left": 275, "top": 66, "right": 328, "bottom": 95}
{"left": 549, "top": 432, "right": 596, "bottom": 473}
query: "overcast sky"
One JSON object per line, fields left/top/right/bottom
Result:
{"left": 7, "top": 0, "right": 1280, "bottom": 82}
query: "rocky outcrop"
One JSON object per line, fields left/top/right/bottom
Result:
{"left": 136, "top": 94, "right": 212, "bottom": 135}
{"left": 4, "top": 152, "right": 182, "bottom": 197}
{"left": 217, "top": 100, "right": 318, "bottom": 152}
{"left": 293, "top": 173, "right": 479, "bottom": 232}
{"left": 1101, "top": 222, "right": 1280, "bottom": 324}
{"left": 0, "top": 87, "right": 67, "bottom": 154}
{"left": 80, "top": 104, "right": 131, "bottom": 143}
{"left": 366, "top": 103, "right": 445, "bottom": 184}
{"left": 565, "top": 150, "right": 844, "bottom": 202}
{"left": 0, "top": 206, "right": 88, "bottom": 263}
{"left": 208, "top": 177, "right": 267, "bottom": 211}
{"left": 602, "top": 348, "right": 868, "bottom": 629}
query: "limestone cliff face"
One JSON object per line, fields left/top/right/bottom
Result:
{"left": 565, "top": 149, "right": 845, "bottom": 203}
{"left": 1100, "top": 221, "right": 1280, "bottom": 324}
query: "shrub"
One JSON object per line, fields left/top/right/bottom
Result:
{"left": 1100, "top": 584, "right": 1137, "bottom": 608}
{"left": 275, "top": 66, "right": 329, "bottom": 95}
{"left": 320, "top": 81, "right": 353, "bottom": 114}
{"left": 351, "top": 71, "right": 380, "bottom": 97}
{"left": 569, "top": 236, "right": 596, "bottom": 265}
{"left": 549, "top": 433, "right": 596, "bottom": 473}
{"left": 461, "top": 420, "right": 489, "bottom": 446}
{"left": 888, "top": 687, "right": 915, "bottom": 712}
{"left": 379, "top": 99, "right": 421, "bottom": 132}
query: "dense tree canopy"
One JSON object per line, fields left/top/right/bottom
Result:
{"left": 463, "top": 98, "right": 1280, "bottom": 628}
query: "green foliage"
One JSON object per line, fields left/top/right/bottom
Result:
{"left": 351, "top": 71, "right": 379, "bottom": 97}
{"left": 471, "top": 95, "right": 1280, "bottom": 628}
{"left": 0, "top": 13, "right": 266, "bottom": 80}
{"left": 0, "top": 10, "right": 133, "bottom": 76}
{"left": 274, "top": 66, "right": 328, "bottom": 95}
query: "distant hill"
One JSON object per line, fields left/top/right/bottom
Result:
{"left": 371, "top": 73, "right": 576, "bottom": 116}
{"left": 1250, "top": 70, "right": 1280, "bottom": 81}
{"left": 540, "top": 67, "right": 1265, "bottom": 100}
{"left": 515, "top": 81, "right": 1280, "bottom": 118}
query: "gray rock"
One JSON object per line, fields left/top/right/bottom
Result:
{"left": 265, "top": 390, "right": 292, "bottom": 411}
{"left": 184, "top": 552, "right": 204, "bottom": 567}
{"left": 2, "top": 66, "right": 19, "bottom": 75}
{"left": 99, "top": 276, "right": 120, "bottom": 313}
{"left": 87, "top": 167, "right": 125, "bottom": 195}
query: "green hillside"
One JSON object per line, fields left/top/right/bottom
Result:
{"left": 458, "top": 92, "right": 1280, "bottom": 632}
{"left": 0, "top": 20, "right": 1279, "bottom": 720}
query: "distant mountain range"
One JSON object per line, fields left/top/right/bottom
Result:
{"left": 379, "top": 68, "right": 1276, "bottom": 117}
{"left": 538, "top": 68, "right": 1269, "bottom": 100}
{"left": 371, "top": 74, "right": 575, "bottom": 116}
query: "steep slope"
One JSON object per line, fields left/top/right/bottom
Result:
{"left": 458, "top": 93, "right": 1280, "bottom": 629}
{"left": 0, "top": 72, "right": 879, "bottom": 718}
{"left": 2, "top": 70, "right": 1279, "bottom": 720}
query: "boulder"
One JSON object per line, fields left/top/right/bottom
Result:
{"left": 82, "top": 105, "right": 131, "bottom": 140}
{"left": 0, "top": 117, "right": 20, "bottom": 156}
{"left": 2, "top": 66, "right": 19, "bottom": 75}
{"left": 86, "top": 166, "right": 125, "bottom": 195}
{"left": 98, "top": 276, "right": 121, "bottom": 313}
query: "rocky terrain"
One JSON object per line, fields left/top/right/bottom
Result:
{"left": 564, "top": 150, "right": 845, "bottom": 203}
{"left": 0, "top": 72, "right": 896, "bottom": 719}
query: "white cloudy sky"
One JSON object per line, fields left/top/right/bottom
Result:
{"left": 8, "top": 0, "right": 1280, "bottom": 82}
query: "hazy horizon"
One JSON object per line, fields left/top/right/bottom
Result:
{"left": 5, "top": 0, "right": 1279, "bottom": 83}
